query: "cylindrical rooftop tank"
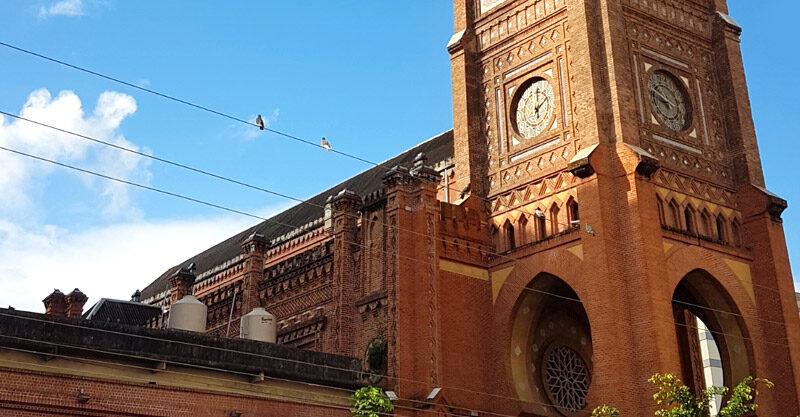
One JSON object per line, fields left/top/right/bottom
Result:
{"left": 240, "top": 307, "right": 276, "bottom": 343}
{"left": 167, "top": 295, "right": 207, "bottom": 332}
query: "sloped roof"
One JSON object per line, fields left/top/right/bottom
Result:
{"left": 83, "top": 298, "right": 162, "bottom": 326}
{"left": 139, "top": 130, "right": 454, "bottom": 301}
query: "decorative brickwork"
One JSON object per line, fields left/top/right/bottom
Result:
{"left": 94, "top": 1, "right": 800, "bottom": 416}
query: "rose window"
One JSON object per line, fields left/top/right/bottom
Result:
{"left": 542, "top": 345, "right": 590, "bottom": 412}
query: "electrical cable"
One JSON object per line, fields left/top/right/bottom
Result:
{"left": 3, "top": 40, "right": 774, "bottom": 306}
{"left": 0, "top": 111, "right": 787, "bottom": 328}
{"left": 0, "top": 39, "right": 596, "bottom": 233}
{"left": 0, "top": 143, "right": 792, "bottom": 350}
{"left": 0, "top": 34, "right": 792, "bottom": 417}
{"left": 0, "top": 39, "right": 757, "bottom": 246}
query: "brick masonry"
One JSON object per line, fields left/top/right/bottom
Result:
{"left": 8, "top": 0, "right": 799, "bottom": 416}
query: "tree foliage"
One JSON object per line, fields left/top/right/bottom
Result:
{"left": 592, "top": 373, "right": 772, "bottom": 417}
{"left": 592, "top": 405, "right": 620, "bottom": 417}
{"left": 351, "top": 386, "right": 393, "bottom": 417}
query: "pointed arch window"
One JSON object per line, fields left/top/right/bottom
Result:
{"left": 656, "top": 196, "right": 665, "bottom": 226}
{"left": 715, "top": 215, "right": 727, "bottom": 243}
{"left": 535, "top": 209, "right": 547, "bottom": 241}
{"left": 684, "top": 205, "right": 696, "bottom": 234}
{"left": 519, "top": 215, "right": 528, "bottom": 246}
{"left": 550, "top": 203, "right": 561, "bottom": 235}
{"left": 668, "top": 200, "right": 681, "bottom": 229}
{"left": 567, "top": 198, "right": 580, "bottom": 228}
{"left": 504, "top": 220, "right": 516, "bottom": 251}
{"left": 700, "top": 210, "right": 713, "bottom": 237}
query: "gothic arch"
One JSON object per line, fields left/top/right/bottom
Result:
{"left": 509, "top": 273, "right": 592, "bottom": 416}
{"left": 664, "top": 244, "right": 760, "bottom": 394}
{"left": 671, "top": 268, "right": 754, "bottom": 394}
{"left": 518, "top": 214, "right": 529, "bottom": 246}
{"left": 550, "top": 202, "right": 561, "bottom": 235}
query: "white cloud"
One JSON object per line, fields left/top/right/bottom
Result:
{"left": 39, "top": 0, "right": 84, "bottom": 18}
{"left": 0, "top": 88, "right": 148, "bottom": 220}
{"left": 0, "top": 205, "right": 290, "bottom": 313}
{"left": 0, "top": 87, "right": 294, "bottom": 314}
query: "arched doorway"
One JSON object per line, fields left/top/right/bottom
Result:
{"left": 672, "top": 269, "right": 753, "bottom": 405}
{"left": 510, "top": 274, "right": 592, "bottom": 416}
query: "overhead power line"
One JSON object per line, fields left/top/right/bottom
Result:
{"left": 0, "top": 144, "right": 791, "bottom": 350}
{"left": 0, "top": 40, "right": 376, "bottom": 166}
{"left": 1, "top": 39, "right": 753, "bottom": 249}
{"left": 0, "top": 112, "right": 786, "bottom": 328}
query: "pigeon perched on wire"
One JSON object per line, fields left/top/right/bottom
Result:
{"left": 321, "top": 137, "right": 332, "bottom": 151}
{"left": 255, "top": 115, "right": 265, "bottom": 130}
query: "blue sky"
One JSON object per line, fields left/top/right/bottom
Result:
{"left": 0, "top": 1, "right": 797, "bottom": 311}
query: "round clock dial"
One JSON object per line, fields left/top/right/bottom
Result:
{"left": 515, "top": 79, "right": 556, "bottom": 139}
{"left": 648, "top": 70, "right": 692, "bottom": 131}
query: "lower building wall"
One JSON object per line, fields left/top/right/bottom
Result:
{"left": 0, "top": 351, "right": 351, "bottom": 417}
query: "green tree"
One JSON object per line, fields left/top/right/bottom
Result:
{"left": 351, "top": 386, "right": 393, "bottom": 417}
{"left": 592, "top": 373, "right": 772, "bottom": 417}
{"left": 650, "top": 373, "right": 772, "bottom": 417}
{"left": 592, "top": 405, "right": 620, "bottom": 417}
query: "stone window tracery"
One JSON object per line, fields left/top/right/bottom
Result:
{"left": 543, "top": 345, "right": 590, "bottom": 412}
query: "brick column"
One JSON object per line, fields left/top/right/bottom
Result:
{"left": 712, "top": 11, "right": 765, "bottom": 187}
{"left": 449, "top": 0, "right": 486, "bottom": 198}
{"left": 240, "top": 232, "right": 268, "bottom": 316}
{"left": 327, "top": 189, "right": 361, "bottom": 356}
{"left": 384, "top": 154, "right": 442, "bottom": 403}
{"left": 738, "top": 186, "right": 800, "bottom": 414}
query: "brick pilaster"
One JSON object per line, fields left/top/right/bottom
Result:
{"left": 384, "top": 154, "right": 442, "bottom": 403}
{"left": 327, "top": 189, "right": 361, "bottom": 356}
{"left": 240, "top": 232, "right": 268, "bottom": 317}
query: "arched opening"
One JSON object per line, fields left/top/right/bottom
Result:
{"left": 672, "top": 270, "right": 753, "bottom": 406}
{"left": 519, "top": 215, "right": 528, "bottom": 246}
{"left": 504, "top": 220, "right": 516, "bottom": 251}
{"left": 684, "top": 205, "right": 696, "bottom": 234}
{"left": 568, "top": 197, "right": 580, "bottom": 228}
{"left": 668, "top": 199, "right": 681, "bottom": 229}
{"left": 656, "top": 196, "right": 665, "bottom": 226}
{"left": 535, "top": 208, "right": 547, "bottom": 241}
{"left": 510, "top": 274, "right": 592, "bottom": 416}
{"left": 715, "top": 215, "right": 727, "bottom": 243}
{"left": 701, "top": 209, "right": 713, "bottom": 238}
{"left": 550, "top": 203, "right": 561, "bottom": 235}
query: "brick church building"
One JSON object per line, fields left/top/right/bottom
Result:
{"left": 128, "top": 0, "right": 800, "bottom": 415}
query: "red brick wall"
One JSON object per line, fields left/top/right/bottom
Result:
{"left": 0, "top": 368, "right": 349, "bottom": 417}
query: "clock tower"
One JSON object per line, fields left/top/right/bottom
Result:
{"left": 446, "top": 0, "right": 800, "bottom": 415}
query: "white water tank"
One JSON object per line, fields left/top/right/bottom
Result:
{"left": 240, "top": 307, "right": 277, "bottom": 343}
{"left": 167, "top": 295, "right": 207, "bottom": 332}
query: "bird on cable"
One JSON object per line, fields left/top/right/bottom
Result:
{"left": 255, "top": 114, "right": 265, "bottom": 130}
{"left": 321, "top": 137, "right": 332, "bottom": 151}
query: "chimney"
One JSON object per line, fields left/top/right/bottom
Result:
{"left": 43, "top": 289, "right": 66, "bottom": 317}
{"left": 169, "top": 265, "right": 196, "bottom": 304}
{"left": 65, "top": 288, "right": 88, "bottom": 318}
{"left": 131, "top": 289, "right": 141, "bottom": 303}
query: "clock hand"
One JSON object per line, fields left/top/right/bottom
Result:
{"left": 535, "top": 96, "right": 547, "bottom": 115}
{"left": 654, "top": 89, "right": 676, "bottom": 108}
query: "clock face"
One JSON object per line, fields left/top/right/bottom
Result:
{"left": 515, "top": 79, "right": 556, "bottom": 139}
{"left": 648, "top": 70, "right": 692, "bottom": 131}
